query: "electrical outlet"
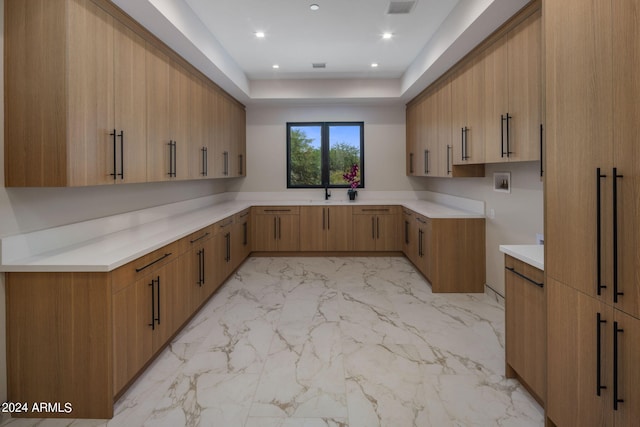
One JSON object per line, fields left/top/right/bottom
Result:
{"left": 488, "top": 208, "right": 496, "bottom": 219}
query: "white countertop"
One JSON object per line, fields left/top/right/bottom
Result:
{"left": 499, "top": 245, "right": 544, "bottom": 270}
{"left": 0, "top": 196, "right": 484, "bottom": 273}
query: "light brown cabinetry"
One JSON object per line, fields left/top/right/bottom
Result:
{"left": 483, "top": 9, "right": 542, "bottom": 163}
{"left": 352, "top": 206, "right": 401, "bottom": 251}
{"left": 452, "top": 57, "right": 485, "bottom": 165}
{"left": 233, "top": 209, "right": 252, "bottom": 262}
{"left": 504, "top": 255, "right": 545, "bottom": 406}
{"left": 187, "top": 226, "right": 216, "bottom": 312}
{"left": 4, "top": 0, "right": 246, "bottom": 187}
{"left": 545, "top": 0, "right": 640, "bottom": 425}
{"left": 252, "top": 207, "right": 300, "bottom": 252}
{"left": 300, "top": 206, "right": 353, "bottom": 251}
{"left": 402, "top": 209, "right": 417, "bottom": 263}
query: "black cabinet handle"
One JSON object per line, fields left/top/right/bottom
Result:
{"left": 461, "top": 127, "right": 470, "bottom": 161}
{"left": 135, "top": 253, "right": 172, "bottom": 272}
{"left": 196, "top": 249, "right": 203, "bottom": 286}
{"left": 201, "top": 147, "right": 208, "bottom": 176}
{"left": 597, "top": 312, "right": 607, "bottom": 396}
{"left": 597, "top": 168, "right": 607, "bottom": 296}
{"left": 418, "top": 229, "right": 423, "bottom": 257}
{"left": 501, "top": 115, "right": 506, "bottom": 158}
{"left": 118, "top": 130, "right": 124, "bottom": 179}
{"left": 223, "top": 151, "right": 229, "bottom": 176}
{"left": 201, "top": 248, "right": 205, "bottom": 285}
{"left": 264, "top": 209, "right": 292, "bottom": 213}
{"left": 322, "top": 208, "right": 326, "bottom": 230}
{"left": 168, "top": 141, "right": 177, "bottom": 177}
{"left": 505, "top": 266, "right": 544, "bottom": 288}
{"left": 613, "top": 168, "right": 624, "bottom": 303}
{"left": 506, "top": 113, "right": 512, "bottom": 158}
{"left": 409, "top": 153, "right": 414, "bottom": 174}
{"left": 148, "top": 278, "right": 156, "bottom": 330}
{"left": 404, "top": 220, "right": 409, "bottom": 245}
{"left": 220, "top": 219, "right": 234, "bottom": 229}
{"left": 371, "top": 216, "right": 375, "bottom": 239}
{"left": 110, "top": 129, "right": 117, "bottom": 180}
{"left": 613, "top": 321, "right": 624, "bottom": 410}
{"left": 539, "top": 124, "right": 544, "bottom": 177}
{"left": 362, "top": 208, "right": 390, "bottom": 212}
{"left": 243, "top": 222, "right": 248, "bottom": 246}
{"left": 225, "top": 232, "right": 231, "bottom": 262}
{"left": 424, "top": 150, "right": 429, "bottom": 175}
{"left": 190, "top": 232, "right": 210, "bottom": 244}
{"left": 377, "top": 217, "right": 380, "bottom": 239}
{"left": 273, "top": 217, "right": 277, "bottom": 240}
{"left": 327, "top": 208, "right": 330, "bottom": 230}
{"left": 446, "top": 145, "right": 452, "bottom": 175}
{"left": 239, "top": 154, "right": 243, "bottom": 175}
{"left": 416, "top": 217, "right": 426, "bottom": 224}
{"left": 156, "top": 276, "right": 161, "bottom": 325}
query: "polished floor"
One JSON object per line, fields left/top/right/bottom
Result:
{"left": 2, "top": 257, "right": 544, "bottom": 427}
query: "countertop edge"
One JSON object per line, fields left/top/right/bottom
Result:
{"left": 499, "top": 245, "right": 544, "bottom": 271}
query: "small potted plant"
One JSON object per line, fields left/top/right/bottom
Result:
{"left": 343, "top": 163, "right": 360, "bottom": 201}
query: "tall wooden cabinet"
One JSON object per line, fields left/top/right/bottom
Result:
{"left": 545, "top": 0, "right": 640, "bottom": 425}
{"left": 451, "top": 57, "right": 485, "bottom": 165}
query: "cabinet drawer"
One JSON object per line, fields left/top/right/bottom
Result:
{"left": 234, "top": 208, "right": 251, "bottom": 222}
{"left": 185, "top": 225, "right": 215, "bottom": 246}
{"left": 352, "top": 205, "right": 399, "bottom": 215}
{"left": 505, "top": 255, "right": 544, "bottom": 285}
{"left": 253, "top": 206, "right": 300, "bottom": 215}
{"left": 214, "top": 216, "right": 235, "bottom": 234}
{"left": 111, "top": 240, "right": 185, "bottom": 293}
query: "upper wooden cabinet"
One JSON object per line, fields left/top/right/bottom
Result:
{"left": 452, "top": 57, "right": 485, "bottom": 165}
{"left": 483, "top": 9, "right": 542, "bottom": 163}
{"left": 4, "top": 0, "right": 246, "bottom": 187}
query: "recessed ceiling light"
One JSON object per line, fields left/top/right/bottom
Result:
{"left": 310, "top": 4, "right": 320, "bottom": 11}
{"left": 382, "top": 32, "right": 393, "bottom": 40}
{"left": 272, "top": 64, "right": 280, "bottom": 69}
{"left": 371, "top": 63, "right": 379, "bottom": 68}
{"left": 255, "top": 31, "right": 265, "bottom": 39}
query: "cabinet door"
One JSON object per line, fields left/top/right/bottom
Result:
{"left": 422, "top": 94, "right": 438, "bottom": 176}
{"left": 67, "top": 0, "right": 115, "bottom": 186}
{"left": 253, "top": 215, "right": 279, "bottom": 251}
{"left": 112, "top": 281, "right": 138, "bottom": 395}
{"left": 482, "top": 36, "right": 509, "bottom": 163}
{"left": 300, "top": 207, "right": 326, "bottom": 251}
{"left": 169, "top": 60, "right": 191, "bottom": 179}
{"left": 136, "top": 273, "right": 156, "bottom": 368}
{"left": 402, "top": 210, "right": 415, "bottom": 261}
{"left": 352, "top": 215, "right": 378, "bottom": 251}
{"left": 467, "top": 55, "right": 486, "bottom": 164}
{"left": 190, "top": 77, "right": 208, "bottom": 178}
{"left": 145, "top": 45, "right": 172, "bottom": 182}
{"left": 113, "top": 20, "right": 147, "bottom": 184}
{"left": 326, "top": 206, "right": 353, "bottom": 251}
{"left": 506, "top": 9, "right": 542, "bottom": 162}
{"left": 614, "top": 0, "right": 640, "bottom": 318}
{"left": 451, "top": 65, "right": 468, "bottom": 166}
{"left": 544, "top": 0, "right": 613, "bottom": 297}
{"left": 277, "top": 215, "right": 300, "bottom": 251}
{"left": 215, "top": 94, "right": 232, "bottom": 177}
{"left": 546, "top": 279, "right": 612, "bottom": 427}
{"left": 614, "top": 309, "right": 640, "bottom": 426}
{"left": 435, "top": 80, "right": 452, "bottom": 177}
{"left": 504, "top": 256, "right": 545, "bottom": 403}
{"left": 229, "top": 101, "right": 246, "bottom": 177}
{"left": 406, "top": 103, "right": 418, "bottom": 175}
{"left": 376, "top": 214, "right": 401, "bottom": 251}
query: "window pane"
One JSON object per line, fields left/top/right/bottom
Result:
{"left": 289, "top": 125, "right": 322, "bottom": 186}
{"left": 328, "top": 124, "right": 362, "bottom": 186}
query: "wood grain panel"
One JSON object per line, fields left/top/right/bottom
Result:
{"left": 145, "top": 44, "right": 171, "bottom": 182}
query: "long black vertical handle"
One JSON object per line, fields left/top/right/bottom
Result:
{"left": 243, "top": 222, "right": 248, "bottom": 246}
{"left": 148, "top": 279, "right": 155, "bottom": 330}
{"left": 409, "top": 153, "right": 414, "bottom": 174}
{"left": 501, "top": 115, "right": 506, "bottom": 157}
{"left": 322, "top": 208, "right": 326, "bottom": 230}
{"left": 447, "top": 145, "right": 452, "bottom": 175}
{"left": 613, "top": 168, "right": 624, "bottom": 303}
{"left": 196, "top": 250, "right": 202, "bottom": 285}
{"left": 327, "top": 208, "right": 330, "bottom": 230}
{"left": 613, "top": 321, "right": 624, "bottom": 410}
{"left": 371, "top": 216, "right": 375, "bottom": 239}
{"left": 239, "top": 154, "right": 243, "bottom": 175}
{"left": 173, "top": 141, "right": 177, "bottom": 177}
{"left": 110, "top": 129, "right": 117, "bottom": 180}
{"left": 596, "top": 312, "right": 607, "bottom": 396}
{"left": 202, "top": 248, "right": 205, "bottom": 285}
{"left": 225, "top": 232, "right": 231, "bottom": 262}
{"left": 539, "top": 124, "right": 544, "bottom": 177}
{"left": 424, "top": 150, "right": 428, "bottom": 174}
{"left": 278, "top": 217, "right": 282, "bottom": 240}
{"left": 273, "top": 217, "right": 277, "bottom": 240}
{"left": 461, "top": 127, "right": 465, "bottom": 161}
{"left": 156, "top": 276, "right": 161, "bottom": 325}
{"left": 404, "top": 221, "right": 409, "bottom": 245}
{"left": 506, "top": 113, "right": 512, "bottom": 157}
{"left": 597, "top": 168, "right": 607, "bottom": 295}
{"left": 377, "top": 217, "right": 380, "bottom": 239}
{"left": 168, "top": 141, "right": 174, "bottom": 177}
{"left": 201, "top": 147, "right": 207, "bottom": 176}
{"left": 118, "top": 131, "right": 124, "bottom": 179}
{"left": 223, "top": 151, "right": 229, "bottom": 176}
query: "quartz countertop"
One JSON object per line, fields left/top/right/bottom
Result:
{"left": 499, "top": 244, "right": 544, "bottom": 270}
{"left": 1, "top": 197, "right": 484, "bottom": 273}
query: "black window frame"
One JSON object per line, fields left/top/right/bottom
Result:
{"left": 286, "top": 121, "right": 365, "bottom": 189}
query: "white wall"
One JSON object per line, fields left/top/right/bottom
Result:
{"left": 228, "top": 103, "right": 412, "bottom": 194}
{"left": 415, "top": 161, "right": 544, "bottom": 296}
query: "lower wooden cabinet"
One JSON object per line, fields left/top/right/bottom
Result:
{"left": 252, "top": 206, "right": 300, "bottom": 251}
{"left": 402, "top": 209, "right": 417, "bottom": 263}
{"left": 547, "top": 279, "right": 640, "bottom": 427}
{"left": 504, "top": 255, "right": 545, "bottom": 405}
{"left": 233, "top": 208, "right": 252, "bottom": 262}
{"left": 300, "top": 206, "right": 353, "bottom": 251}
{"left": 352, "top": 206, "right": 401, "bottom": 251}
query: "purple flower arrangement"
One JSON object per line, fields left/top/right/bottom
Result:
{"left": 343, "top": 164, "right": 360, "bottom": 189}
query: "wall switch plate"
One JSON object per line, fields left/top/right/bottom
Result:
{"left": 536, "top": 233, "right": 544, "bottom": 245}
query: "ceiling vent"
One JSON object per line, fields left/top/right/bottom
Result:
{"left": 387, "top": 0, "right": 416, "bottom": 14}
{"left": 312, "top": 63, "right": 326, "bottom": 69}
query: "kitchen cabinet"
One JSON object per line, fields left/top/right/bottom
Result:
{"left": 187, "top": 226, "right": 216, "bottom": 312}
{"left": 213, "top": 216, "right": 236, "bottom": 283}
{"left": 230, "top": 101, "right": 247, "bottom": 177}
{"left": 483, "top": 8, "right": 542, "bottom": 163}
{"left": 413, "top": 214, "right": 432, "bottom": 279}
{"left": 300, "top": 206, "right": 353, "bottom": 251}
{"left": 252, "top": 207, "right": 300, "bottom": 252}
{"left": 145, "top": 46, "right": 191, "bottom": 181}
{"left": 352, "top": 206, "right": 401, "bottom": 251}
{"left": 545, "top": 0, "right": 640, "bottom": 425}
{"left": 452, "top": 57, "right": 485, "bottom": 165}
{"left": 402, "top": 209, "right": 417, "bottom": 264}
{"left": 504, "top": 255, "right": 545, "bottom": 406}
{"left": 5, "top": 0, "right": 148, "bottom": 186}
{"left": 233, "top": 209, "right": 252, "bottom": 263}
{"left": 406, "top": 100, "right": 419, "bottom": 175}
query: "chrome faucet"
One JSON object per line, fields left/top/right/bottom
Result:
{"left": 324, "top": 185, "right": 331, "bottom": 200}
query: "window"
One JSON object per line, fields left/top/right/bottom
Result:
{"left": 287, "top": 122, "right": 364, "bottom": 188}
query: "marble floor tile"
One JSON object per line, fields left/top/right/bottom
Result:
{"left": 0, "top": 257, "right": 543, "bottom": 427}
